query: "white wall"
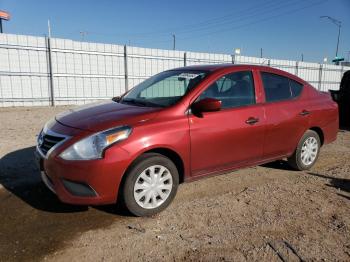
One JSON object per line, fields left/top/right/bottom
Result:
{"left": 0, "top": 33, "right": 349, "bottom": 107}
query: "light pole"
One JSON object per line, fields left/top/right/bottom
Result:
{"left": 320, "top": 16, "right": 342, "bottom": 58}
{"left": 172, "top": 34, "right": 176, "bottom": 50}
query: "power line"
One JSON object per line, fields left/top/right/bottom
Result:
{"left": 144, "top": 0, "right": 326, "bottom": 47}
{"left": 67, "top": 0, "right": 327, "bottom": 48}
{"left": 159, "top": 0, "right": 307, "bottom": 36}
{"left": 177, "top": 0, "right": 328, "bottom": 41}
{"left": 76, "top": 0, "right": 304, "bottom": 40}
{"left": 123, "top": 0, "right": 281, "bottom": 36}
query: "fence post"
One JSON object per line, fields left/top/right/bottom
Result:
{"left": 231, "top": 54, "right": 235, "bottom": 64}
{"left": 295, "top": 61, "right": 299, "bottom": 76}
{"left": 124, "top": 45, "right": 129, "bottom": 92}
{"left": 46, "top": 36, "right": 55, "bottom": 106}
{"left": 184, "top": 52, "right": 187, "bottom": 67}
{"left": 318, "top": 64, "right": 323, "bottom": 90}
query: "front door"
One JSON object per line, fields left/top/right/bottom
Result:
{"left": 189, "top": 71, "right": 265, "bottom": 177}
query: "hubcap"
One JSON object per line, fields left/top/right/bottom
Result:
{"left": 301, "top": 137, "right": 318, "bottom": 166}
{"left": 133, "top": 165, "right": 173, "bottom": 209}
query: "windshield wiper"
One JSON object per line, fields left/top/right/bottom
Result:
{"left": 121, "top": 98, "right": 147, "bottom": 106}
{"left": 121, "top": 98, "right": 164, "bottom": 108}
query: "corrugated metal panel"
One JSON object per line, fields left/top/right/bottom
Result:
{"left": 235, "top": 55, "right": 262, "bottom": 65}
{"left": 0, "top": 33, "right": 50, "bottom": 106}
{"left": 0, "top": 33, "right": 346, "bottom": 107}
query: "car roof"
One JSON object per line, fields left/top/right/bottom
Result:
{"left": 171, "top": 63, "right": 272, "bottom": 72}
{"left": 170, "top": 63, "right": 307, "bottom": 84}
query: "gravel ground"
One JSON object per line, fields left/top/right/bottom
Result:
{"left": 0, "top": 106, "right": 349, "bottom": 262}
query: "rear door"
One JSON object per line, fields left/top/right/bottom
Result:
{"left": 189, "top": 70, "right": 265, "bottom": 177}
{"left": 259, "top": 71, "right": 309, "bottom": 159}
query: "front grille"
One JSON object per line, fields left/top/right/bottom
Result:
{"left": 38, "top": 132, "right": 65, "bottom": 156}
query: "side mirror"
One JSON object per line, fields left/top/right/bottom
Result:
{"left": 112, "top": 96, "right": 121, "bottom": 102}
{"left": 191, "top": 98, "right": 221, "bottom": 116}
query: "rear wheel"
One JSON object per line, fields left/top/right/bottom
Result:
{"left": 122, "top": 153, "right": 179, "bottom": 216}
{"left": 287, "top": 130, "right": 321, "bottom": 170}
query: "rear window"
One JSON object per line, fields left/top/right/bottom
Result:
{"left": 261, "top": 72, "right": 303, "bottom": 102}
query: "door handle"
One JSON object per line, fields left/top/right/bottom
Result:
{"left": 245, "top": 117, "right": 259, "bottom": 125}
{"left": 299, "top": 110, "right": 310, "bottom": 116}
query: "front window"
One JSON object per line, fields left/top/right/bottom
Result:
{"left": 198, "top": 71, "right": 256, "bottom": 109}
{"left": 120, "top": 70, "right": 208, "bottom": 107}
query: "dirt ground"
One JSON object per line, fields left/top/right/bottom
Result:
{"left": 0, "top": 106, "right": 349, "bottom": 262}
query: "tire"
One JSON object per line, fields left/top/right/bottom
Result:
{"left": 287, "top": 130, "right": 321, "bottom": 171}
{"left": 121, "top": 153, "right": 179, "bottom": 217}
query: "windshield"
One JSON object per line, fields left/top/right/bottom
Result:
{"left": 119, "top": 70, "right": 208, "bottom": 107}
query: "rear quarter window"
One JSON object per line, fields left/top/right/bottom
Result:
{"left": 261, "top": 72, "right": 304, "bottom": 102}
{"left": 289, "top": 79, "right": 303, "bottom": 98}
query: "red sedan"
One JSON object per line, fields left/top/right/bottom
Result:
{"left": 35, "top": 64, "right": 338, "bottom": 216}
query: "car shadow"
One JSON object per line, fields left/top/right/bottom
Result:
{"left": 339, "top": 126, "right": 350, "bottom": 132}
{"left": 0, "top": 146, "right": 128, "bottom": 215}
{"left": 306, "top": 172, "right": 350, "bottom": 200}
{"left": 0, "top": 146, "right": 131, "bottom": 261}
{"left": 0, "top": 146, "right": 88, "bottom": 213}
{"left": 261, "top": 160, "right": 296, "bottom": 171}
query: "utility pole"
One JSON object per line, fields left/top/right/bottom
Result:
{"left": 172, "top": 34, "right": 176, "bottom": 50}
{"left": 336, "top": 23, "right": 341, "bottom": 57}
{"left": 48, "top": 19, "right": 51, "bottom": 38}
{"left": 260, "top": 48, "right": 263, "bottom": 58}
{"left": 80, "top": 31, "right": 88, "bottom": 41}
{"left": 301, "top": 53, "right": 304, "bottom": 62}
{"left": 47, "top": 19, "right": 55, "bottom": 106}
{"left": 320, "top": 16, "right": 342, "bottom": 58}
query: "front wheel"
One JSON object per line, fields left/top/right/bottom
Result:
{"left": 287, "top": 130, "right": 321, "bottom": 170}
{"left": 122, "top": 153, "right": 179, "bottom": 217}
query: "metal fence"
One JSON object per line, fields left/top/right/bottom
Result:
{"left": 0, "top": 33, "right": 349, "bottom": 107}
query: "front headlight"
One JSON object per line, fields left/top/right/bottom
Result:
{"left": 59, "top": 126, "right": 132, "bottom": 160}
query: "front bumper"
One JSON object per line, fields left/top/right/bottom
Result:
{"left": 41, "top": 170, "right": 56, "bottom": 194}
{"left": 35, "top": 123, "right": 132, "bottom": 205}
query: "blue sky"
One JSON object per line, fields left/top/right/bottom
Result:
{"left": 0, "top": 0, "right": 349, "bottom": 62}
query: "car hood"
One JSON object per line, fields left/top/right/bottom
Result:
{"left": 55, "top": 101, "right": 161, "bottom": 132}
